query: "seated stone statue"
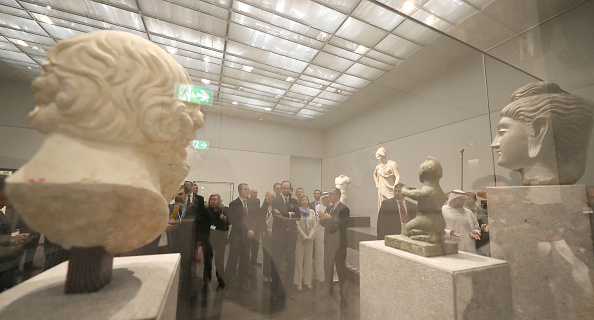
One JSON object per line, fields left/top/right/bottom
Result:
{"left": 401, "top": 156, "right": 447, "bottom": 244}
{"left": 6, "top": 30, "right": 204, "bottom": 255}
{"left": 491, "top": 81, "right": 594, "bottom": 185}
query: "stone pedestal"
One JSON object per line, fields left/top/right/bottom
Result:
{"left": 0, "top": 254, "right": 180, "bottom": 320}
{"left": 360, "top": 240, "right": 512, "bottom": 320}
{"left": 488, "top": 185, "right": 594, "bottom": 320}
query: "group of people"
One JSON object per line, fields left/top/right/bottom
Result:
{"left": 377, "top": 182, "right": 489, "bottom": 255}
{"left": 190, "top": 180, "right": 351, "bottom": 307}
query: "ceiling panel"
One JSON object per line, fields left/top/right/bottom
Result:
{"left": 0, "top": 0, "right": 570, "bottom": 122}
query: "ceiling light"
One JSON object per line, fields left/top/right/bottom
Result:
{"left": 354, "top": 45, "right": 370, "bottom": 54}
{"left": 201, "top": 79, "right": 211, "bottom": 85}
{"left": 316, "top": 103, "right": 322, "bottom": 107}
{"left": 27, "top": 67, "right": 32, "bottom": 69}
{"left": 286, "top": 77, "right": 295, "bottom": 82}
{"left": 232, "top": 101, "right": 238, "bottom": 105}
{"left": 31, "top": 13, "right": 54, "bottom": 25}
{"left": 403, "top": 1, "right": 416, "bottom": 13}
{"left": 259, "top": 118, "right": 263, "bottom": 121}
{"left": 242, "top": 65, "right": 253, "bottom": 72}
{"left": 316, "top": 32, "right": 330, "bottom": 41}
{"left": 166, "top": 46, "right": 177, "bottom": 54}
{"left": 239, "top": 87, "right": 244, "bottom": 91}
{"left": 8, "top": 38, "right": 28, "bottom": 47}
{"left": 426, "top": 15, "right": 436, "bottom": 26}
{"left": 317, "top": 84, "right": 324, "bottom": 89}
{"left": 265, "top": 107, "right": 272, "bottom": 111}
{"left": 46, "top": 6, "right": 52, "bottom": 10}
{"left": 204, "top": 56, "right": 210, "bottom": 62}
{"left": 275, "top": 95, "right": 281, "bottom": 98}
{"left": 335, "top": 89, "right": 342, "bottom": 93}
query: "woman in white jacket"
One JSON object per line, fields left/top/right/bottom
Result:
{"left": 294, "top": 195, "right": 317, "bottom": 291}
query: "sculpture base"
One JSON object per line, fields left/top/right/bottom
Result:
{"left": 65, "top": 246, "right": 113, "bottom": 294}
{"left": 385, "top": 234, "right": 458, "bottom": 257}
{"left": 360, "top": 240, "right": 512, "bottom": 320}
{"left": 0, "top": 254, "right": 180, "bottom": 320}
{"left": 488, "top": 185, "right": 594, "bottom": 320}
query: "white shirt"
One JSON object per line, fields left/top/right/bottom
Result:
{"left": 442, "top": 204, "right": 480, "bottom": 253}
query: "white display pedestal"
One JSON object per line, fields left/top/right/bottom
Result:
{"left": 360, "top": 240, "right": 512, "bottom": 320}
{"left": 488, "top": 185, "right": 594, "bottom": 320}
{"left": 0, "top": 253, "right": 180, "bottom": 320}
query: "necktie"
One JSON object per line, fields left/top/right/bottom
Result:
{"left": 285, "top": 197, "right": 289, "bottom": 206}
{"left": 243, "top": 199, "right": 248, "bottom": 213}
{"left": 399, "top": 201, "right": 408, "bottom": 224}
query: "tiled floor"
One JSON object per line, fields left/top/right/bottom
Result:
{"left": 186, "top": 263, "right": 360, "bottom": 320}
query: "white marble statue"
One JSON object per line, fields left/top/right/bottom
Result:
{"left": 6, "top": 31, "right": 204, "bottom": 254}
{"left": 491, "top": 81, "right": 594, "bottom": 185}
{"left": 373, "top": 147, "right": 400, "bottom": 210}
{"left": 335, "top": 174, "right": 351, "bottom": 205}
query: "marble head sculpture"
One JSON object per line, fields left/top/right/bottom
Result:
{"left": 491, "top": 81, "right": 594, "bottom": 185}
{"left": 6, "top": 31, "right": 204, "bottom": 254}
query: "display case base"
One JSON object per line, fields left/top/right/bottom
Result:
{"left": 360, "top": 240, "right": 512, "bottom": 320}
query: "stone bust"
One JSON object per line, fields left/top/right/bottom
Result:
{"left": 491, "top": 81, "right": 594, "bottom": 185}
{"left": 6, "top": 31, "right": 204, "bottom": 254}
{"left": 335, "top": 174, "right": 351, "bottom": 205}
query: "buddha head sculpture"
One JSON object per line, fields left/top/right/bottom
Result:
{"left": 491, "top": 82, "right": 594, "bottom": 185}
{"left": 6, "top": 31, "right": 203, "bottom": 254}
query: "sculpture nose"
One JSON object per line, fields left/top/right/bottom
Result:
{"left": 491, "top": 137, "right": 500, "bottom": 149}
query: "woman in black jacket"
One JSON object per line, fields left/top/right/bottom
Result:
{"left": 205, "top": 194, "right": 229, "bottom": 290}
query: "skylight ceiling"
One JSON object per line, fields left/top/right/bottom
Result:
{"left": 0, "top": 0, "right": 493, "bottom": 121}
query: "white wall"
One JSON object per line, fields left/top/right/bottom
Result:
{"left": 0, "top": 78, "right": 44, "bottom": 169}
{"left": 185, "top": 109, "right": 324, "bottom": 203}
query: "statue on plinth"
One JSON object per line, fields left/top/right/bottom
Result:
{"left": 373, "top": 147, "right": 400, "bottom": 211}
{"left": 489, "top": 81, "right": 594, "bottom": 318}
{"left": 6, "top": 30, "right": 204, "bottom": 293}
{"left": 401, "top": 156, "right": 448, "bottom": 243}
{"left": 491, "top": 81, "right": 594, "bottom": 185}
{"left": 335, "top": 174, "right": 351, "bottom": 205}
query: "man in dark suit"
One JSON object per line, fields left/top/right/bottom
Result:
{"left": 270, "top": 180, "right": 300, "bottom": 305}
{"left": 248, "top": 188, "right": 261, "bottom": 266}
{"left": 309, "top": 189, "right": 321, "bottom": 210}
{"left": 377, "top": 183, "right": 417, "bottom": 240}
{"left": 187, "top": 183, "right": 205, "bottom": 212}
{"left": 225, "top": 183, "right": 257, "bottom": 296}
{"left": 318, "top": 187, "right": 350, "bottom": 307}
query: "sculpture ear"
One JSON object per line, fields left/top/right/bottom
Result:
{"left": 528, "top": 117, "right": 553, "bottom": 158}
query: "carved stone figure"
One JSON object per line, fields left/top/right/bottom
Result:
{"left": 401, "top": 156, "right": 447, "bottom": 244}
{"left": 491, "top": 81, "right": 594, "bottom": 185}
{"left": 6, "top": 31, "right": 203, "bottom": 291}
{"left": 335, "top": 174, "right": 351, "bottom": 205}
{"left": 373, "top": 147, "right": 400, "bottom": 211}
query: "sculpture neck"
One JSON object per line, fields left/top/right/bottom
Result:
{"left": 10, "top": 133, "right": 161, "bottom": 193}
{"left": 519, "top": 162, "right": 560, "bottom": 185}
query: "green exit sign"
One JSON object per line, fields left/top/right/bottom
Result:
{"left": 174, "top": 83, "right": 213, "bottom": 105}
{"left": 191, "top": 140, "right": 210, "bottom": 150}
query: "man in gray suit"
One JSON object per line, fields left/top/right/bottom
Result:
{"left": 318, "top": 187, "right": 350, "bottom": 307}
{"left": 377, "top": 183, "right": 417, "bottom": 240}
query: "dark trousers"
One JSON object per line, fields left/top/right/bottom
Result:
{"left": 248, "top": 234, "right": 260, "bottom": 263}
{"left": 262, "top": 236, "right": 272, "bottom": 277}
{"left": 225, "top": 234, "right": 248, "bottom": 286}
{"left": 210, "top": 230, "right": 227, "bottom": 285}
{"left": 325, "top": 245, "right": 348, "bottom": 300}
{"left": 271, "top": 233, "right": 296, "bottom": 300}
{"left": 16, "top": 236, "right": 39, "bottom": 271}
